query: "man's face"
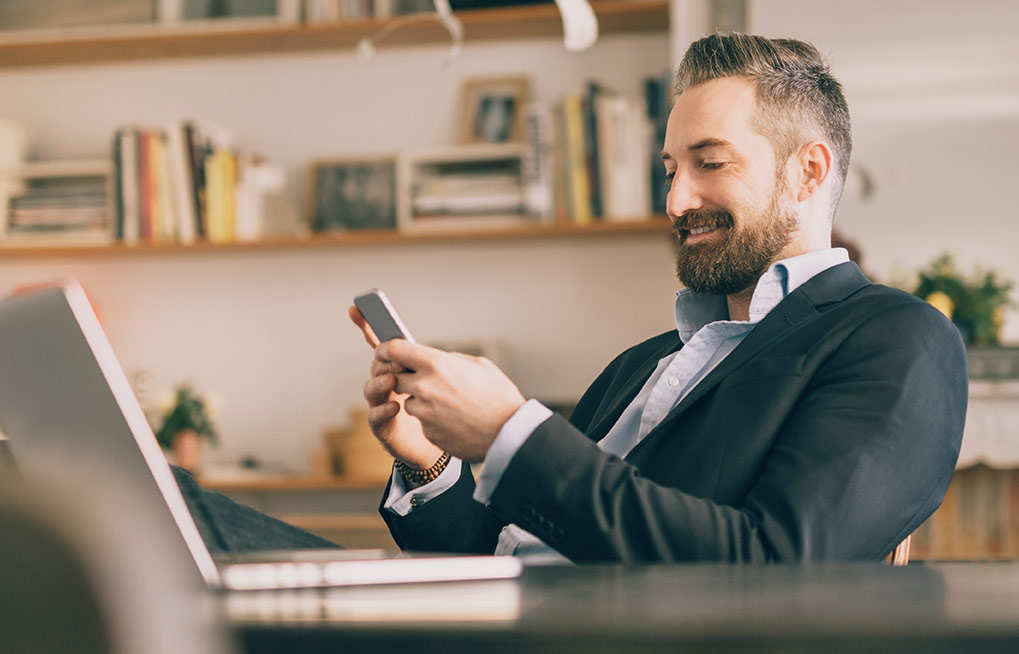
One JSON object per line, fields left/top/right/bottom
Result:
{"left": 661, "top": 77, "right": 802, "bottom": 295}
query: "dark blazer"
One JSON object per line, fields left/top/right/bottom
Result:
{"left": 381, "top": 262, "right": 969, "bottom": 562}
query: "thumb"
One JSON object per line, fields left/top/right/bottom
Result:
{"left": 349, "top": 305, "right": 380, "bottom": 348}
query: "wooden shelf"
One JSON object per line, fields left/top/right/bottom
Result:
{"left": 0, "top": 217, "right": 672, "bottom": 258}
{"left": 0, "top": 1, "right": 669, "bottom": 68}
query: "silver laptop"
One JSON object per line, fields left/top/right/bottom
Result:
{"left": 0, "top": 281, "right": 521, "bottom": 591}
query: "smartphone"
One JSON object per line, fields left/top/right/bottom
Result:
{"left": 353, "top": 289, "right": 415, "bottom": 343}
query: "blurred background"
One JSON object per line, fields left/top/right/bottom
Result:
{"left": 0, "top": 0, "right": 1016, "bottom": 558}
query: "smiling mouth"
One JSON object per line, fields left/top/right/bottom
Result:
{"left": 688, "top": 224, "right": 718, "bottom": 236}
{"left": 682, "top": 223, "right": 726, "bottom": 244}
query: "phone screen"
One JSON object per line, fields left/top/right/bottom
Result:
{"left": 353, "top": 289, "right": 415, "bottom": 343}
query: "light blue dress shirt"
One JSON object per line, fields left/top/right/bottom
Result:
{"left": 384, "top": 248, "right": 850, "bottom": 561}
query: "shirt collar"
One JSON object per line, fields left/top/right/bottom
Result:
{"left": 674, "top": 247, "right": 850, "bottom": 343}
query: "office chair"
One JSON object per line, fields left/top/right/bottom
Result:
{"left": 888, "top": 535, "right": 912, "bottom": 566}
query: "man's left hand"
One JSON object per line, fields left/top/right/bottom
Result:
{"left": 373, "top": 339, "right": 526, "bottom": 462}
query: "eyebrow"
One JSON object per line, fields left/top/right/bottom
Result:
{"left": 661, "top": 137, "right": 736, "bottom": 162}
{"left": 689, "top": 137, "right": 734, "bottom": 151}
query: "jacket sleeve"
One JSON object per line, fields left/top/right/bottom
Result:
{"left": 379, "top": 460, "right": 506, "bottom": 554}
{"left": 484, "top": 302, "right": 968, "bottom": 563}
{"left": 375, "top": 338, "right": 656, "bottom": 555}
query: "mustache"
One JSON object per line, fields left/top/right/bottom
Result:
{"left": 673, "top": 211, "right": 735, "bottom": 233}
{"left": 673, "top": 211, "right": 735, "bottom": 244}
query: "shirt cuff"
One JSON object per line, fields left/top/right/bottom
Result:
{"left": 473, "top": 399, "right": 553, "bottom": 505}
{"left": 382, "top": 456, "right": 463, "bottom": 517}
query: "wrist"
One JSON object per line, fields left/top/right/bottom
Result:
{"left": 395, "top": 452, "right": 451, "bottom": 487}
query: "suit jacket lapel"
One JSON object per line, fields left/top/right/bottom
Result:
{"left": 584, "top": 335, "right": 683, "bottom": 443}
{"left": 626, "top": 261, "right": 871, "bottom": 457}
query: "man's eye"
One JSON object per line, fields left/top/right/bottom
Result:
{"left": 664, "top": 171, "right": 675, "bottom": 188}
{"left": 701, "top": 161, "right": 726, "bottom": 170}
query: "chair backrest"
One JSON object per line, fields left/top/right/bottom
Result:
{"left": 887, "top": 535, "right": 912, "bottom": 566}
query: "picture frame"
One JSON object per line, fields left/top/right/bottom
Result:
{"left": 309, "top": 157, "right": 399, "bottom": 232}
{"left": 459, "top": 76, "right": 531, "bottom": 145}
{"left": 0, "top": 0, "right": 156, "bottom": 31}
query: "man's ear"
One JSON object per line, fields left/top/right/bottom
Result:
{"left": 792, "top": 140, "right": 832, "bottom": 203}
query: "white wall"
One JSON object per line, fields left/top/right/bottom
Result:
{"left": 0, "top": 33, "right": 677, "bottom": 472}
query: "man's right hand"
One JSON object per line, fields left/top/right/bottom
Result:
{"left": 349, "top": 306, "right": 446, "bottom": 480}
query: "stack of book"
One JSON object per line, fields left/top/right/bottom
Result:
{"left": 413, "top": 164, "right": 523, "bottom": 220}
{"left": 406, "top": 145, "right": 529, "bottom": 231}
{"left": 1, "top": 161, "right": 113, "bottom": 247}
{"left": 305, "top": 0, "right": 428, "bottom": 21}
{"left": 112, "top": 121, "right": 290, "bottom": 246}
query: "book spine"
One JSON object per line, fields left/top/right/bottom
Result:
{"left": 205, "top": 149, "right": 236, "bottom": 243}
{"left": 630, "top": 100, "right": 653, "bottom": 219}
{"left": 166, "top": 121, "right": 197, "bottom": 244}
{"left": 151, "top": 132, "right": 175, "bottom": 243}
{"left": 562, "top": 94, "right": 592, "bottom": 225}
{"left": 137, "top": 130, "right": 153, "bottom": 242}
{"left": 223, "top": 151, "right": 237, "bottom": 241}
{"left": 521, "top": 101, "right": 555, "bottom": 223}
{"left": 595, "top": 94, "right": 617, "bottom": 219}
{"left": 111, "top": 128, "right": 125, "bottom": 241}
{"left": 182, "top": 122, "right": 206, "bottom": 239}
{"left": 583, "top": 81, "right": 603, "bottom": 219}
{"left": 645, "top": 72, "right": 671, "bottom": 215}
{"left": 120, "top": 129, "right": 140, "bottom": 245}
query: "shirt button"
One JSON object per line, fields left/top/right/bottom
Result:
{"left": 668, "top": 377, "right": 680, "bottom": 387}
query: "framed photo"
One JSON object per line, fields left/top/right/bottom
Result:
{"left": 309, "top": 157, "right": 399, "bottom": 232}
{"left": 459, "top": 76, "right": 531, "bottom": 145}
{"left": 0, "top": 0, "right": 155, "bottom": 30}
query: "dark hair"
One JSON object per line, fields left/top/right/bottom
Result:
{"left": 675, "top": 33, "right": 852, "bottom": 214}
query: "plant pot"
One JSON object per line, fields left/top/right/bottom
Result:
{"left": 172, "top": 429, "right": 203, "bottom": 474}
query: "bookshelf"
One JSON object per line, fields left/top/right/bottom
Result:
{"left": 0, "top": 217, "right": 672, "bottom": 258}
{"left": 0, "top": 1, "right": 669, "bottom": 68}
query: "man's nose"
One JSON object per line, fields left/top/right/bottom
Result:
{"left": 666, "top": 170, "right": 703, "bottom": 219}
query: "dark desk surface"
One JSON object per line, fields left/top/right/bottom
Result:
{"left": 227, "top": 562, "right": 1019, "bottom": 653}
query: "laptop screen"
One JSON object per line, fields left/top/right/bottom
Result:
{"left": 0, "top": 282, "right": 221, "bottom": 586}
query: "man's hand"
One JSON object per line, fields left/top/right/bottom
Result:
{"left": 374, "top": 339, "right": 526, "bottom": 463}
{"left": 349, "top": 306, "right": 444, "bottom": 476}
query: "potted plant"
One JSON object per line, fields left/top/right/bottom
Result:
{"left": 912, "top": 254, "right": 1014, "bottom": 346}
{"left": 153, "top": 384, "right": 218, "bottom": 474}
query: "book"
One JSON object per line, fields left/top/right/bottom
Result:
{"left": 561, "top": 93, "right": 592, "bottom": 225}
{"left": 182, "top": 122, "right": 208, "bottom": 239}
{"left": 152, "top": 132, "right": 177, "bottom": 243}
{"left": 204, "top": 149, "right": 237, "bottom": 243}
{"left": 644, "top": 70, "right": 673, "bottom": 215}
{"left": 111, "top": 129, "right": 125, "bottom": 241}
{"left": 550, "top": 102, "right": 570, "bottom": 225}
{"left": 137, "top": 129, "right": 154, "bottom": 242}
{"left": 165, "top": 121, "right": 198, "bottom": 244}
{"left": 583, "top": 80, "right": 604, "bottom": 219}
{"left": 119, "top": 129, "right": 141, "bottom": 245}
{"left": 521, "top": 101, "right": 555, "bottom": 223}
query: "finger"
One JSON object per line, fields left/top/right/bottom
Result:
{"left": 375, "top": 339, "right": 440, "bottom": 372}
{"left": 363, "top": 373, "right": 396, "bottom": 405}
{"left": 371, "top": 358, "right": 406, "bottom": 377}
{"left": 392, "top": 371, "right": 420, "bottom": 399}
{"left": 366, "top": 401, "right": 400, "bottom": 429}
{"left": 349, "top": 305, "right": 380, "bottom": 348}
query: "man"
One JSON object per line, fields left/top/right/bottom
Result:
{"left": 350, "top": 33, "right": 968, "bottom": 563}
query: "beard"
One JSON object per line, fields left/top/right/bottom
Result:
{"left": 673, "top": 187, "right": 798, "bottom": 296}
